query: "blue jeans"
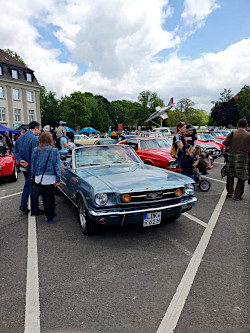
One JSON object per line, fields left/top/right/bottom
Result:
{"left": 20, "top": 172, "right": 39, "bottom": 212}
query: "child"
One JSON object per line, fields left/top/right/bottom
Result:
{"left": 181, "top": 144, "right": 200, "bottom": 179}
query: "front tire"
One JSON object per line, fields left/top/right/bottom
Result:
{"left": 78, "top": 197, "right": 97, "bottom": 236}
{"left": 199, "top": 180, "right": 211, "bottom": 192}
{"left": 9, "top": 164, "right": 18, "bottom": 182}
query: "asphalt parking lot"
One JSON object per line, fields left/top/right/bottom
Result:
{"left": 0, "top": 156, "right": 249, "bottom": 333}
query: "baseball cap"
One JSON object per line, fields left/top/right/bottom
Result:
{"left": 186, "top": 124, "right": 194, "bottom": 129}
{"left": 59, "top": 120, "right": 66, "bottom": 125}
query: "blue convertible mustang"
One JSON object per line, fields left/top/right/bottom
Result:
{"left": 59, "top": 145, "right": 197, "bottom": 235}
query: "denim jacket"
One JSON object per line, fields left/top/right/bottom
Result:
{"left": 12, "top": 130, "right": 39, "bottom": 172}
{"left": 31, "top": 145, "right": 61, "bottom": 182}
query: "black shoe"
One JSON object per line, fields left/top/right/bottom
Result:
{"left": 20, "top": 208, "right": 30, "bottom": 213}
{"left": 31, "top": 209, "right": 44, "bottom": 216}
{"left": 226, "top": 193, "right": 233, "bottom": 198}
{"left": 234, "top": 197, "right": 243, "bottom": 201}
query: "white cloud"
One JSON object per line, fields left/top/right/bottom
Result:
{"left": 181, "top": 0, "right": 220, "bottom": 26}
{"left": 0, "top": 0, "right": 249, "bottom": 113}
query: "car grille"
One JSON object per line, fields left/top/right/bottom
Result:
{"left": 207, "top": 148, "right": 221, "bottom": 156}
{"left": 120, "top": 188, "right": 183, "bottom": 205}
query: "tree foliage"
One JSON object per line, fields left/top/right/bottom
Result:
{"left": 209, "top": 88, "right": 240, "bottom": 126}
{"left": 138, "top": 91, "right": 164, "bottom": 109}
{"left": 40, "top": 88, "right": 61, "bottom": 128}
{"left": 236, "top": 85, "right": 250, "bottom": 123}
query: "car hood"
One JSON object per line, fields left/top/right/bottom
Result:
{"left": 76, "top": 163, "right": 192, "bottom": 193}
{"left": 139, "top": 148, "right": 174, "bottom": 159}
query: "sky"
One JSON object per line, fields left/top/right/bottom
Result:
{"left": 1, "top": 0, "right": 250, "bottom": 112}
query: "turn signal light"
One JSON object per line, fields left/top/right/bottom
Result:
{"left": 122, "top": 193, "right": 131, "bottom": 202}
{"left": 175, "top": 188, "right": 183, "bottom": 196}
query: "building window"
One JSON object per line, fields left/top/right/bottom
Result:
{"left": 0, "top": 66, "right": 2, "bottom": 75}
{"left": 11, "top": 69, "right": 18, "bottom": 79}
{"left": 26, "top": 73, "right": 32, "bottom": 82}
{"left": 0, "top": 86, "right": 4, "bottom": 98}
{"left": 29, "top": 109, "right": 35, "bottom": 122}
{"left": 0, "top": 107, "right": 6, "bottom": 122}
{"left": 27, "top": 90, "right": 34, "bottom": 102}
{"left": 13, "top": 88, "right": 20, "bottom": 100}
{"left": 14, "top": 108, "right": 21, "bottom": 122}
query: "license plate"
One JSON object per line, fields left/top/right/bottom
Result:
{"left": 143, "top": 211, "right": 161, "bottom": 227}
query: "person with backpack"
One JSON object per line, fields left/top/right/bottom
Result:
{"left": 60, "top": 130, "right": 70, "bottom": 156}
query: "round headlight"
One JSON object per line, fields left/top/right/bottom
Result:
{"left": 121, "top": 193, "right": 131, "bottom": 202}
{"left": 184, "top": 184, "right": 195, "bottom": 195}
{"left": 95, "top": 193, "right": 108, "bottom": 206}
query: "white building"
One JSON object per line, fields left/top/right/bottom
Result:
{"left": 0, "top": 49, "right": 41, "bottom": 129}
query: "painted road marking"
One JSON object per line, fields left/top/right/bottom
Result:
{"left": 183, "top": 212, "right": 207, "bottom": 228}
{"left": 202, "top": 175, "right": 226, "bottom": 184}
{"left": 156, "top": 187, "right": 227, "bottom": 333}
{"left": 0, "top": 191, "right": 22, "bottom": 200}
{"left": 214, "top": 161, "right": 225, "bottom": 165}
{"left": 24, "top": 213, "right": 40, "bottom": 333}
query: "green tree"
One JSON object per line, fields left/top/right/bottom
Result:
{"left": 61, "top": 92, "right": 92, "bottom": 129}
{"left": 211, "top": 88, "right": 233, "bottom": 106}
{"left": 177, "top": 98, "right": 194, "bottom": 112}
{"left": 167, "top": 109, "right": 187, "bottom": 126}
{"left": 138, "top": 91, "right": 164, "bottom": 109}
{"left": 236, "top": 85, "right": 250, "bottom": 123}
{"left": 4, "top": 48, "right": 27, "bottom": 67}
{"left": 40, "top": 89, "right": 61, "bottom": 127}
{"left": 210, "top": 88, "right": 239, "bottom": 126}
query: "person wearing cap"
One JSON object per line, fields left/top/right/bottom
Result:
{"left": 56, "top": 120, "right": 66, "bottom": 138}
{"left": 181, "top": 144, "right": 200, "bottom": 179}
{"left": 56, "top": 120, "right": 66, "bottom": 148}
{"left": 185, "top": 124, "right": 197, "bottom": 147}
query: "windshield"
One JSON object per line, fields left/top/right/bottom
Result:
{"left": 198, "top": 134, "right": 214, "bottom": 140}
{"left": 75, "top": 145, "right": 141, "bottom": 168}
{"left": 140, "top": 139, "right": 171, "bottom": 149}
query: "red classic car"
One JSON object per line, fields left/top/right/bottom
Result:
{"left": 197, "top": 134, "right": 224, "bottom": 152}
{"left": 0, "top": 146, "right": 18, "bottom": 182}
{"left": 118, "top": 137, "right": 181, "bottom": 172}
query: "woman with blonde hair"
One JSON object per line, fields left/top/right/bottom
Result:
{"left": 173, "top": 122, "right": 187, "bottom": 168}
{"left": 31, "top": 132, "right": 61, "bottom": 224}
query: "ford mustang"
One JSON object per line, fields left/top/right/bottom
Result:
{"left": 58, "top": 145, "right": 197, "bottom": 235}
{"left": 118, "top": 137, "right": 181, "bottom": 172}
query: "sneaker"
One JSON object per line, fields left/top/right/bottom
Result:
{"left": 31, "top": 209, "right": 44, "bottom": 216}
{"left": 19, "top": 208, "right": 30, "bottom": 213}
{"left": 234, "top": 197, "right": 243, "bottom": 201}
{"left": 226, "top": 193, "right": 233, "bottom": 198}
{"left": 44, "top": 219, "right": 53, "bottom": 224}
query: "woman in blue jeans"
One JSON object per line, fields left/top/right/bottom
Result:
{"left": 31, "top": 132, "right": 61, "bottom": 224}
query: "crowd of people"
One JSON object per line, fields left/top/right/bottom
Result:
{"left": 1, "top": 117, "right": 249, "bottom": 225}
{"left": 171, "top": 119, "right": 250, "bottom": 200}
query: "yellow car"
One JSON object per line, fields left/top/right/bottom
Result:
{"left": 74, "top": 134, "right": 98, "bottom": 146}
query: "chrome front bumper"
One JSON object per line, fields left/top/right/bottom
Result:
{"left": 89, "top": 197, "right": 197, "bottom": 217}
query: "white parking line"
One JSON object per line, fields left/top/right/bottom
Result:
{"left": 0, "top": 191, "right": 22, "bottom": 200}
{"left": 183, "top": 213, "right": 207, "bottom": 228}
{"left": 214, "top": 161, "right": 225, "bottom": 165}
{"left": 202, "top": 175, "right": 226, "bottom": 184}
{"left": 24, "top": 213, "right": 40, "bottom": 333}
{"left": 156, "top": 187, "right": 227, "bottom": 333}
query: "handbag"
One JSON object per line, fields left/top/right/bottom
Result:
{"left": 170, "top": 144, "right": 179, "bottom": 158}
{"left": 32, "top": 148, "right": 53, "bottom": 197}
{"left": 222, "top": 132, "right": 233, "bottom": 163}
